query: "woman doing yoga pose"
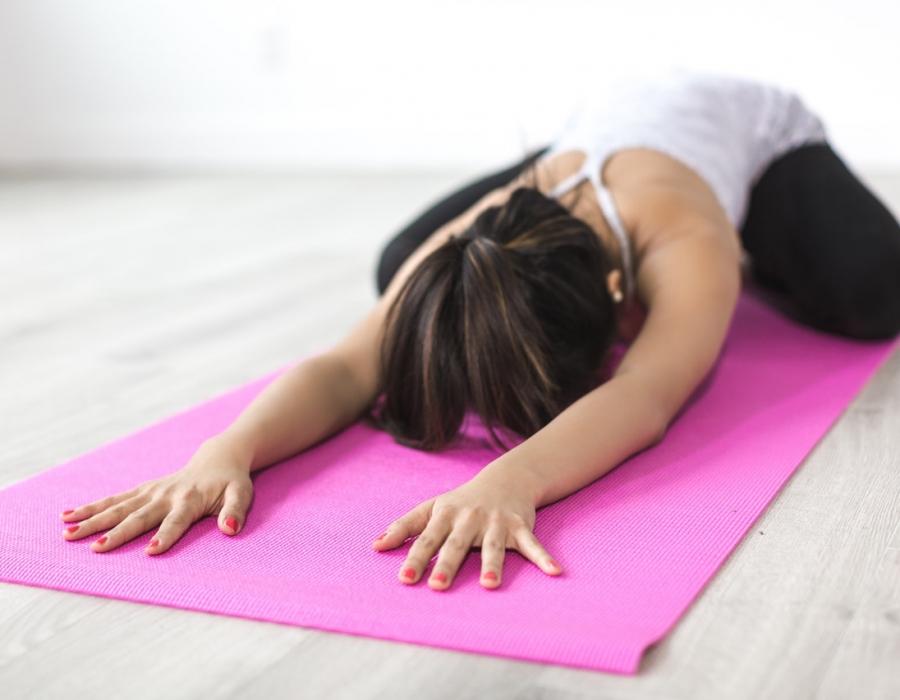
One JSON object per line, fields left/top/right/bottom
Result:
{"left": 59, "top": 70, "right": 900, "bottom": 591}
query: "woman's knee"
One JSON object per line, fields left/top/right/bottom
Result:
{"left": 812, "top": 242, "right": 900, "bottom": 339}
{"left": 777, "top": 144, "right": 900, "bottom": 339}
{"left": 375, "top": 235, "right": 416, "bottom": 296}
{"left": 839, "top": 283, "right": 900, "bottom": 339}
{"left": 834, "top": 298, "right": 900, "bottom": 340}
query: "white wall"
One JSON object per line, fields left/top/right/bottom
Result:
{"left": 1, "top": 0, "right": 898, "bottom": 170}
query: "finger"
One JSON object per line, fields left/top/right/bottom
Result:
{"left": 373, "top": 498, "right": 434, "bottom": 551}
{"left": 91, "top": 500, "right": 166, "bottom": 553}
{"left": 218, "top": 479, "right": 253, "bottom": 535}
{"left": 478, "top": 521, "right": 508, "bottom": 589}
{"left": 60, "top": 486, "right": 143, "bottom": 523}
{"left": 146, "top": 502, "right": 201, "bottom": 555}
{"left": 512, "top": 528, "right": 562, "bottom": 576}
{"left": 398, "top": 510, "right": 452, "bottom": 585}
{"left": 428, "top": 516, "right": 479, "bottom": 591}
{"left": 63, "top": 494, "right": 148, "bottom": 541}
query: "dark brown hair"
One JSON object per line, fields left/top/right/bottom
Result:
{"left": 365, "top": 162, "right": 620, "bottom": 452}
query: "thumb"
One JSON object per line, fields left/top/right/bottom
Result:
{"left": 218, "top": 478, "right": 253, "bottom": 535}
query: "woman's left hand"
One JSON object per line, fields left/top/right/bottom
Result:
{"left": 371, "top": 465, "right": 562, "bottom": 590}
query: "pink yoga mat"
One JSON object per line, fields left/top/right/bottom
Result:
{"left": 0, "top": 289, "right": 896, "bottom": 674}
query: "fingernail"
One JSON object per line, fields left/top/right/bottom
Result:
{"left": 96, "top": 536, "right": 108, "bottom": 546}
{"left": 65, "top": 525, "right": 79, "bottom": 533}
{"left": 548, "top": 559, "right": 561, "bottom": 570}
{"left": 62, "top": 509, "right": 75, "bottom": 515}
{"left": 432, "top": 571, "right": 447, "bottom": 583}
{"left": 375, "top": 531, "right": 387, "bottom": 540}
{"left": 483, "top": 571, "right": 498, "bottom": 581}
{"left": 148, "top": 539, "right": 160, "bottom": 548}
{"left": 402, "top": 567, "right": 416, "bottom": 579}
{"left": 225, "top": 516, "right": 238, "bottom": 532}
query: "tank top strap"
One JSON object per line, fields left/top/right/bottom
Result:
{"left": 587, "top": 171, "right": 636, "bottom": 304}
{"left": 546, "top": 149, "right": 636, "bottom": 303}
{"left": 547, "top": 163, "right": 592, "bottom": 199}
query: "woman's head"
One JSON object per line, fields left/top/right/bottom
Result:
{"left": 366, "top": 182, "right": 621, "bottom": 452}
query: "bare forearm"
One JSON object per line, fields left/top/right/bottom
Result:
{"left": 482, "top": 374, "right": 666, "bottom": 508}
{"left": 213, "top": 353, "right": 368, "bottom": 473}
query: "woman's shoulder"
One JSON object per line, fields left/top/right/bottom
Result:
{"left": 531, "top": 147, "right": 737, "bottom": 256}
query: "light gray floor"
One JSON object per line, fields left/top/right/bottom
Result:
{"left": 1, "top": 169, "right": 899, "bottom": 699}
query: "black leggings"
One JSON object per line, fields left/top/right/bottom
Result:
{"left": 374, "top": 142, "right": 900, "bottom": 340}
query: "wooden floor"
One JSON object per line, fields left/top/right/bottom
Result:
{"left": 1, "top": 169, "right": 899, "bottom": 699}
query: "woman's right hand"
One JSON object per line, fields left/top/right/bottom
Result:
{"left": 60, "top": 434, "right": 255, "bottom": 555}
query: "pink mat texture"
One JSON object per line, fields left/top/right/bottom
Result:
{"left": 0, "top": 289, "right": 897, "bottom": 675}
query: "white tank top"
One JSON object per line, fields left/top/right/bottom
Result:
{"left": 541, "top": 68, "right": 829, "bottom": 304}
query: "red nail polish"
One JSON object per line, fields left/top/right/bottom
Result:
{"left": 225, "top": 516, "right": 238, "bottom": 532}
{"left": 62, "top": 509, "right": 74, "bottom": 515}
{"left": 96, "top": 536, "right": 108, "bottom": 545}
{"left": 149, "top": 539, "right": 160, "bottom": 548}
{"left": 433, "top": 572, "right": 447, "bottom": 583}
{"left": 483, "top": 571, "right": 498, "bottom": 581}
{"left": 402, "top": 567, "right": 416, "bottom": 579}
{"left": 66, "top": 525, "right": 79, "bottom": 533}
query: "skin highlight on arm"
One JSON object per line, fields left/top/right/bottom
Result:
{"left": 478, "top": 370, "right": 667, "bottom": 510}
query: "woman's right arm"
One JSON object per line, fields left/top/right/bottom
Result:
{"left": 214, "top": 350, "right": 378, "bottom": 474}
{"left": 59, "top": 301, "right": 391, "bottom": 555}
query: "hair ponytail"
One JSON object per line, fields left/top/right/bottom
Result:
{"left": 367, "top": 185, "right": 619, "bottom": 452}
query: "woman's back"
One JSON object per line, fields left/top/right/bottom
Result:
{"left": 542, "top": 68, "right": 829, "bottom": 232}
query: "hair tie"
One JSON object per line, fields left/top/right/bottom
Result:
{"left": 469, "top": 235, "right": 501, "bottom": 251}
{"left": 454, "top": 232, "right": 500, "bottom": 253}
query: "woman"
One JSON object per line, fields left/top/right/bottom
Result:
{"left": 59, "top": 70, "right": 900, "bottom": 592}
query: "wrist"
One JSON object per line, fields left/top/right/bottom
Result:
{"left": 473, "top": 453, "right": 546, "bottom": 508}
{"left": 202, "top": 430, "right": 256, "bottom": 472}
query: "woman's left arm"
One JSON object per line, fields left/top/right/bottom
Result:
{"left": 374, "top": 226, "right": 742, "bottom": 590}
{"left": 488, "top": 228, "right": 743, "bottom": 508}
